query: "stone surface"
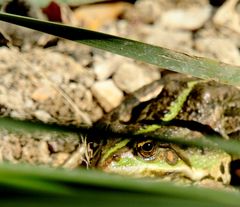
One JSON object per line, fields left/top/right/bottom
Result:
{"left": 0, "top": 47, "right": 103, "bottom": 126}
{"left": 31, "top": 86, "right": 57, "bottom": 102}
{"left": 195, "top": 38, "right": 240, "bottom": 66}
{"left": 113, "top": 62, "right": 160, "bottom": 93}
{"left": 0, "top": 129, "right": 90, "bottom": 168}
{"left": 34, "top": 110, "right": 52, "bottom": 123}
{"left": 213, "top": 0, "right": 240, "bottom": 35}
{"left": 161, "top": 5, "right": 212, "bottom": 30}
{"left": 127, "top": 0, "right": 162, "bottom": 23}
{"left": 93, "top": 54, "right": 123, "bottom": 80}
{"left": 73, "top": 2, "right": 131, "bottom": 30}
{"left": 91, "top": 80, "right": 123, "bottom": 112}
{"left": 145, "top": 26, "right": 193, "bottom": 53}
{"left": 51, "top": 41, "right": 93, "bottom": 68}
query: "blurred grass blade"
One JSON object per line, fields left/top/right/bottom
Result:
{"left": 0, "top": 13, "right": 240, "bottom": 86}
{"left": 0, "top": 163, "right": 239, "bottom": 207}
{"left": 0, "top": 176, "right": 74, "bottom": 196}
{"left": 1, "top": 116, "right": 240, "bottom": 156}
{"left": 140, "top": 133, "right": 240, "bottom": 156}
{"left": 0, "top": 117, "right": 83, "bottom": 134}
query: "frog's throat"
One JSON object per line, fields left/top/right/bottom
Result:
{"left": 101, "top": 139, "right": 130, "bottom": 163}
{"left": 162, "top": 80, "right": 199, "bottom": 122}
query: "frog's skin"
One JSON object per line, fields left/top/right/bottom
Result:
{"left": 93, "top": 73, "right": 240, "bottom": 187}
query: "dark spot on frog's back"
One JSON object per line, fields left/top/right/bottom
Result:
{"left": 198, "top": 81, "right": 238, "bottom": 103}
{"left": 110, "top": 111, "right": 120, "bottom": 122}
{"left": 178, "top": 82, "right": 227, "bottom": 120}
{"left": 229, "top": 131, "right": 240, "bottom": 140}
{"left": 130, "top": 100, "right": 153, "bottom": 122}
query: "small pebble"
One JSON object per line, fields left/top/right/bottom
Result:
{"left": 161, "top": 6, "right": 212, "bottom": 30}
{"left": 113, "top": 62, "right": 160, "bottom": 93}
{"left": 91, "top": 80, "right": 123, "bottom": 112}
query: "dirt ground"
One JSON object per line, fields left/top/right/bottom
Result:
{"left": 0, "top": 0, "right": 239, "bottom": 168}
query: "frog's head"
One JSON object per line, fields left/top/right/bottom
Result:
{"left": 95, "top": 138, "right": 231, "bottom": 186}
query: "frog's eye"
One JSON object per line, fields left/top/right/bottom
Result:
{"left": 136, "top": 140, "right": 157, "bottom": 160}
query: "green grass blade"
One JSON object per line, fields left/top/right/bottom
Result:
{"left": 0, "top": 193, "right": 231, "bottom": 207}
{"left": 0, "top": 117, "right": 83, "bottom": 134}
{"left": 0, "top": 163, "right": 239, "bottom": 207}
{"left": 1, "top": 116, "right": 240, "bottom": 156}
{"left": 138, "top": 134, "right": 240, "bottom": 156}
{"left": 0, "top": 13, "right": 240, "bottom": 85}
{"left": 0, "top": 176, "right": 74, "bottom": 196}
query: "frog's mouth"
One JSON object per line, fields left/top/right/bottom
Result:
{"left": 101, "top": 154, "right": 230, "bottom": 186}
{"left": 138, "top": 167, "right": 214, "bottom": 183}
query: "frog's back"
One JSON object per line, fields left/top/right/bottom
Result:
{"left": 137, "top": 74, "right": 240, "bottom": 139}
{"left": 97, "top": 73, "right": 240, "bottom": 139}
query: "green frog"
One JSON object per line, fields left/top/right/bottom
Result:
{"left": 92, "top": 73, "right": 240, "bottom": 187}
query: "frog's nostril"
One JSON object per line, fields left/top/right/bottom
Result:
{"left": 220, "top": 162, "right": 225, "bottom": 174}
{"left": 217, "top": 177, "right": 223, "bottom": 183}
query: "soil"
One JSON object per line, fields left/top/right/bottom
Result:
{"left": 0, "top": 0, "right": 239, "bottom": 168}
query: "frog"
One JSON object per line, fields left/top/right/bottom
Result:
{"left": 92, "top": 73, "right": 240, "bottom": 187}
